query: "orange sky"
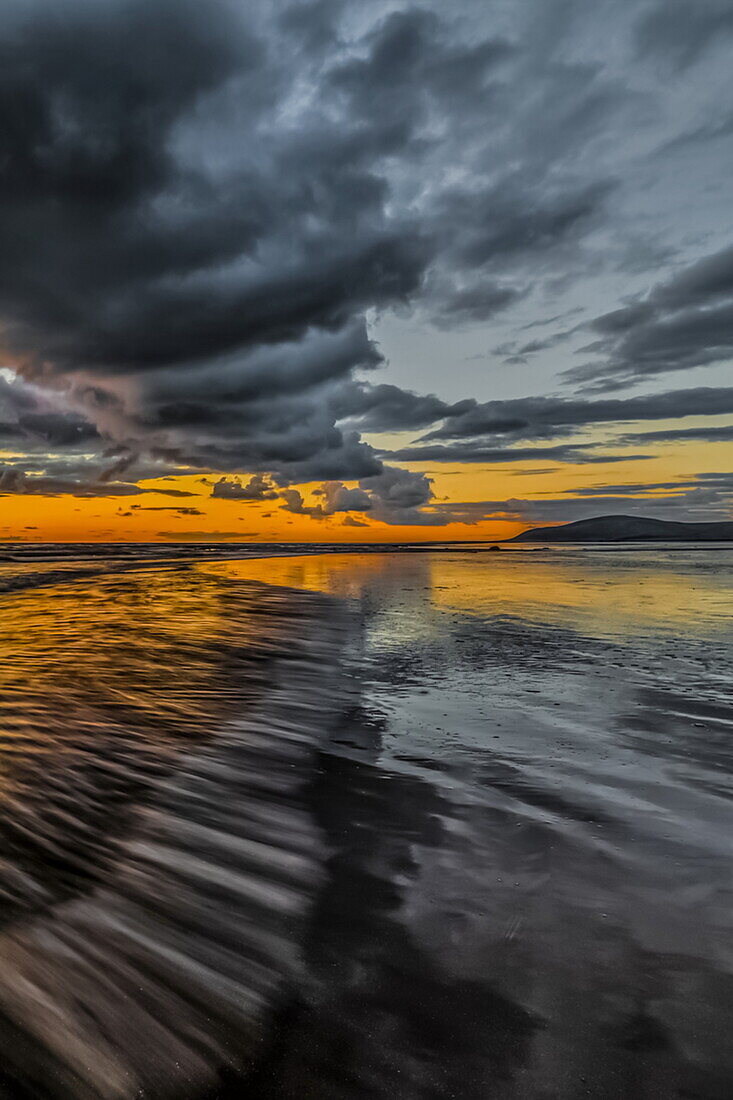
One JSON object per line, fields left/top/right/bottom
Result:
{"left": 1, "top": 425, "right": 728, "bottom": 542}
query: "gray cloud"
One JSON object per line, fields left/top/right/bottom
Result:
{"left": 331, "top": 381, "right": 472, "bottom": 434}
{"left": 565, "top": 245, "right": 733, "bottom": 389}
{"left": 411, "top": 385, "right": 733, "bottom": 446}
{"left": 0, "top": 0, "right": 427, "bottom": 486}
{"left": 0, "top": 467, "right": 145, "bottom": 497}
{"left": 384, "top": 443, "right": 654, "bottom": 466}
{"left": 621, "top": 425, "right": 733, "bottom": 444}
{"left": 448, "top": 179, "right": 614, "bottom": 271}
{"left": 279, "top": 465, "right": 441, "bottom": 526}
{"left": 211, "top": 474, "right": 279, "bottom": 501}
{"left": 429, "top": 279, "right": 526, "bottom": 329}
{"left": 0, "top": 0, "right": 729, "bottom": 528}
{"left": 552, "top": 472, "right": 733, "bottom": 497}
{"left": 635, "top": 0, "right": 733, "bottom": 72}
{"left": 0, "top": 465, "right": 197, "bottom": 498}
{"left": 424, "top": 469, "right": 733, "bottom": 526}
{"left": 0, "top": 0, "right": 629, "bottom": 502}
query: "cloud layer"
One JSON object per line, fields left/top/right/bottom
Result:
{"left": 0, "top": 0, "right": 731, "bottom": 529}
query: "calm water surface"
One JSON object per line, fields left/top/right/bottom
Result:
{"left": 0, "top": 547, "right": 731, "bottom": 1099}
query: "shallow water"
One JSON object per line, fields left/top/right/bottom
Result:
{"left": 0, "top": 566, "right": 348, "bottom": 1097}
{"left": 0, "top": 549, "right": 732, "bottom": 1098}
{"left": 209, "top": 550, "right": 733, "bottom": 1099}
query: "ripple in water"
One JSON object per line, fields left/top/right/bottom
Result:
{"left": 0, "top": 566, "right": 348, "bottom": 1098}
{"left": 1, "top": 549, "right": 732, "bottom": 1099}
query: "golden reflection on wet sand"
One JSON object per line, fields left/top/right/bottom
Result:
{"left": 0, "top": 566, "right": 347, "bottom": 1098}
{"left": 0, "top": 568, "right": 255, "bottom": 772}
{"left": 0, "top": 550, "right": 731, "bottom": 1098}
{"left": 202, "top": 548, "right": 733, "bottom": 1100}
{"left": 202, "top": 548, "right": 733, "bottom": 636}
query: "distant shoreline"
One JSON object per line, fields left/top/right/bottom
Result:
{"left": 2, "top": 538, "right": 733, "bottom": 552}
{"left": 1, "top": 540, "right": 732, "bottom": 583}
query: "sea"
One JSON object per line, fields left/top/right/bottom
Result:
{"left": 0, "top": 543, "right": 731, "bottom": 1099}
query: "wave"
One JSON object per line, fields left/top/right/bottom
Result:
{"left": 0, "top": 577, "right": 348, "bottom": 1098}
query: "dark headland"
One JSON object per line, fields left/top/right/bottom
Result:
{"left": 510, "top": 514, "right": 733, "bottom": 543}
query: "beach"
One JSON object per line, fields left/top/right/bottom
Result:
{"left": 0, "top": 546, "right": 731, "bottom": 1098}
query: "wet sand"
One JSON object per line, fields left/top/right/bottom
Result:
{"left": 0, "top": 548, "right": 731, "bottom": 1098}
{"left": 0, "top": 569, "right": 349, "bottom": 1097}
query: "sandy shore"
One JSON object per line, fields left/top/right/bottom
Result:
{"left": 0, "top": 577, "right": 351, "bottom": 1099}
{"left": 0, "top": 551, "right": 731, "bottom": 1099}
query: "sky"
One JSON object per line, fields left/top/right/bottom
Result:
{"left": 0, "top": 0, "right": 732, "bottom": 542}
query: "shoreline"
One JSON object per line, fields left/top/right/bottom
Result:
{"left": 1, "top": 539, "right": 732, "bottom": 600}
{"left": 0, "top": 580, "right": 351, "bottom": 1099}
{"left": 2, "top": 538, "right": 732, "bottom": 563}
{"left": 0, "top": 551, "right": 730, "bottom": 1097}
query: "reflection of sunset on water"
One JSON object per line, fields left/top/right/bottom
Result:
{"left": 0, "top": 549, "right": 731, "bottom": 1096}
{"left": 0, "top": 564, "right": 342, "bottom": 1095}
{"left": 0, "top": 568, "right": 283, "bottom": 813}
{"left": 204, "top": 548, "right": 733, "bottom": 637}
{"left": 0, "top": 0, "right": 731, "bottom": 1090}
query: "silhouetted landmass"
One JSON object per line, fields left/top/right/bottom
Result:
{"left": 511, "top": 514, "right": 733, "bottom": 543}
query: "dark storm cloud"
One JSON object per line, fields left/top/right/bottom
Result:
{"left": 408, "top": 386, "right": 733, "bottom": 446}
{"left": 11, "top": 412, "right": 97, "bottom": 447}
{"left": 0, "top": 463, "right": 198, "bottom": 497}
{"left": 332, "top": 380, "right": 733, "bottom": 445}
{"left": 0, "top": 0, "right": 729, "bottom": 527}
{"left": 0, "top": 373, "right": 99, "bottom": 449}
{"left": 650, "top": 245, "right": 733, "bottom": 309}
{"left": 0, "top": 468, "right": 144, "bottom": 496}
{"left": 565, "top": 246, "right": 733, "bottom": 389}
{"left": 384, "top": 443, "right": 653, "bottom": 466}
{"left": 211, "top": 474, "right": 279, "bottom": 501}
{"left": 0, "top": 0, "right": 630, "bottom": 505}
{"left": 0, "top": 0, "right": 451, "bottom": 397}
{"left": 447, "top": 179, "right": 614, "bottom": 271}
{"left": 279, "top": 464, "right": 444, "bottom": 526}
{"left": 331, "top": 381, "right": 472, "bottom": 434}
{"left": 0, "top": 0, "right": 429, "bottom": 486}
{"left": 0, "top": 0, "right": 258, "bottom": 368}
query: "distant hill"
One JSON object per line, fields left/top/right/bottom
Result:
{"left": 510, "top": 514, "right": 733, "bottom": 543}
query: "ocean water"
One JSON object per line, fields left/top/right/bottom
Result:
{"left": 0, "top": 547, "right": 731, "bottom": 1098}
